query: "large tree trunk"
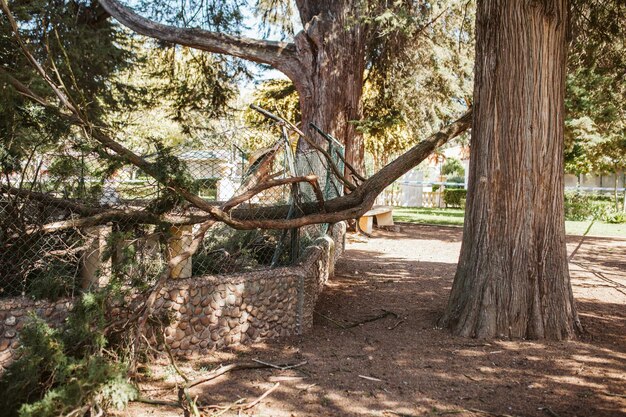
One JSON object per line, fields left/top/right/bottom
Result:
{"left": 292, "top": 0, "right": 366, "bottom": 174}
{"left": 439, "top": 0, "right": 582, "bottom": 340}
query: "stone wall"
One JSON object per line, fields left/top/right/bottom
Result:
{"left": 0, "top": 298, "right": 72, "bottom": 368}
{"left": 0, "top": 222, "right": 345, "bottom": 369}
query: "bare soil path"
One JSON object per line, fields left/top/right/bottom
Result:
{"left": 126, "top": 224, "right": 626, "bottom": 417}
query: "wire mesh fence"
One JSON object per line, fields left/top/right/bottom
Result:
{"left": 0, "top": 114, "right": 344, "bottom": 300}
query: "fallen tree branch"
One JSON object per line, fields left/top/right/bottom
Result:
{"left": 251, "top": 359, "right": 308, "bottom": 370}
{"left": 186, "top": 362, "right": 271, "bottom": 389}
{"left": 242, "top": 382, "right": 280, "bottom": 410}
{"left": 315, "top": 310, "right": 398, "bottom": 329}
{"left": 134, "top": 397, "right": 180, "bottom": 407}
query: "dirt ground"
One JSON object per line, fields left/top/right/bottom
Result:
{"left": 126, "top": 224, "right": 626, "bottom": 417}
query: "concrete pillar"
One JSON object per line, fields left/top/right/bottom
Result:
{"left": 169, "top": 225, "right": 193, "bottom": 279}
{"left": 80, "top": 225, "right": 111, "bottom": 289}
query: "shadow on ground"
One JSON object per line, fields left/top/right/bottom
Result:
{"left": 124, "top": 223, "right": 626, "bottom": 417}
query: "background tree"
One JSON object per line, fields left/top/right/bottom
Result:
{"left": 97, "top": 0, "right": 476, "bottom": 173}
{"left": 440, "top": 0, "right": 582, "bottom": 339}
{"left": 565, "top": 0, "right": 626, "bottom": 208}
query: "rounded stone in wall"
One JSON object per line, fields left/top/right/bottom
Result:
{"left": 180, "top": 339, "right": 190, "bottom": 350}
{"left": 174, "top": 328, "right": 185, "bottom": 341}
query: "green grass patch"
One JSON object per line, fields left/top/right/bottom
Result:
{"left": 392, "top": 207, "right": 626, "bottom": 238}
{"left": 393, "top": 207, "right": 465, "bottom": 226}
{"left": 564, "top": 220, "right": 626, "bottom": 238}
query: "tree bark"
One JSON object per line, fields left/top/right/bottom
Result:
{"left": 292, "top": 1, "right": 366, "bottom": 173}
{"left": 98, "top": 0, "right": 367, "bottom": 174}
{"left": 440, "top": 0, "right": 582, "bottom": 340}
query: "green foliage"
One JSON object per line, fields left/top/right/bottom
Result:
{"left": 358, "top": 1, "right": 474, "bottom": 167}
{"left": 243, "top": 79, "right": 300, "bottom": 149}
{"left": 565, "top": 2, "right": 626, "bottom": 175}
{"left": 443, "top": 188, "right": 467, "bottom": 208}
{"left": 27, "top": 261, "right": 78, "bottom": 301}
{"left": 446, "top": 176, "right": 465, "bottom": 189}
{"left": 0, "top": 0, "right": 135, "bottom": 172}
{"left": 192, "top": 224, "right": 281, "bottom": 275}
{"left": 564, "top": 192, "right": 617, "bottom": 221}
{"left": 441, "top": 158, "right": 465, "bottom": 177}
{"left": 0, "top": 306, "right": 137, "bottom": 417}
{"left": 605, "top": 211, "right": 626, "bottom": 224}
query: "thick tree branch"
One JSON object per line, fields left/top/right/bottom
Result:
{"left": 97, "top": 0, "right": 299, "bottom": 78}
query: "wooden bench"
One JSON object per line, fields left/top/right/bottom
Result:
{"left": 358, "top": 206, "right": 394, "bottom": 234}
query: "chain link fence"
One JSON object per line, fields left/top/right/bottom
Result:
{"left": 0, "top": 115, "right": 344, "bottom": 300}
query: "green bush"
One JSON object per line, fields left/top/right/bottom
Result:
{"left": 605, "top": 211, "right": 626, "bottom": 224}
{"left": 564, "top": 192, "right": 614, "bottom": 221}
{"left": 0, "top": 293, "right": 137, "bottom": 417}
{"left": 443, "top": 189, "right": 467, "bottom": 207}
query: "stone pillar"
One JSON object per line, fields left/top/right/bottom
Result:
{"left": 169, "top": 225, "right": 193, "bottom": 279}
